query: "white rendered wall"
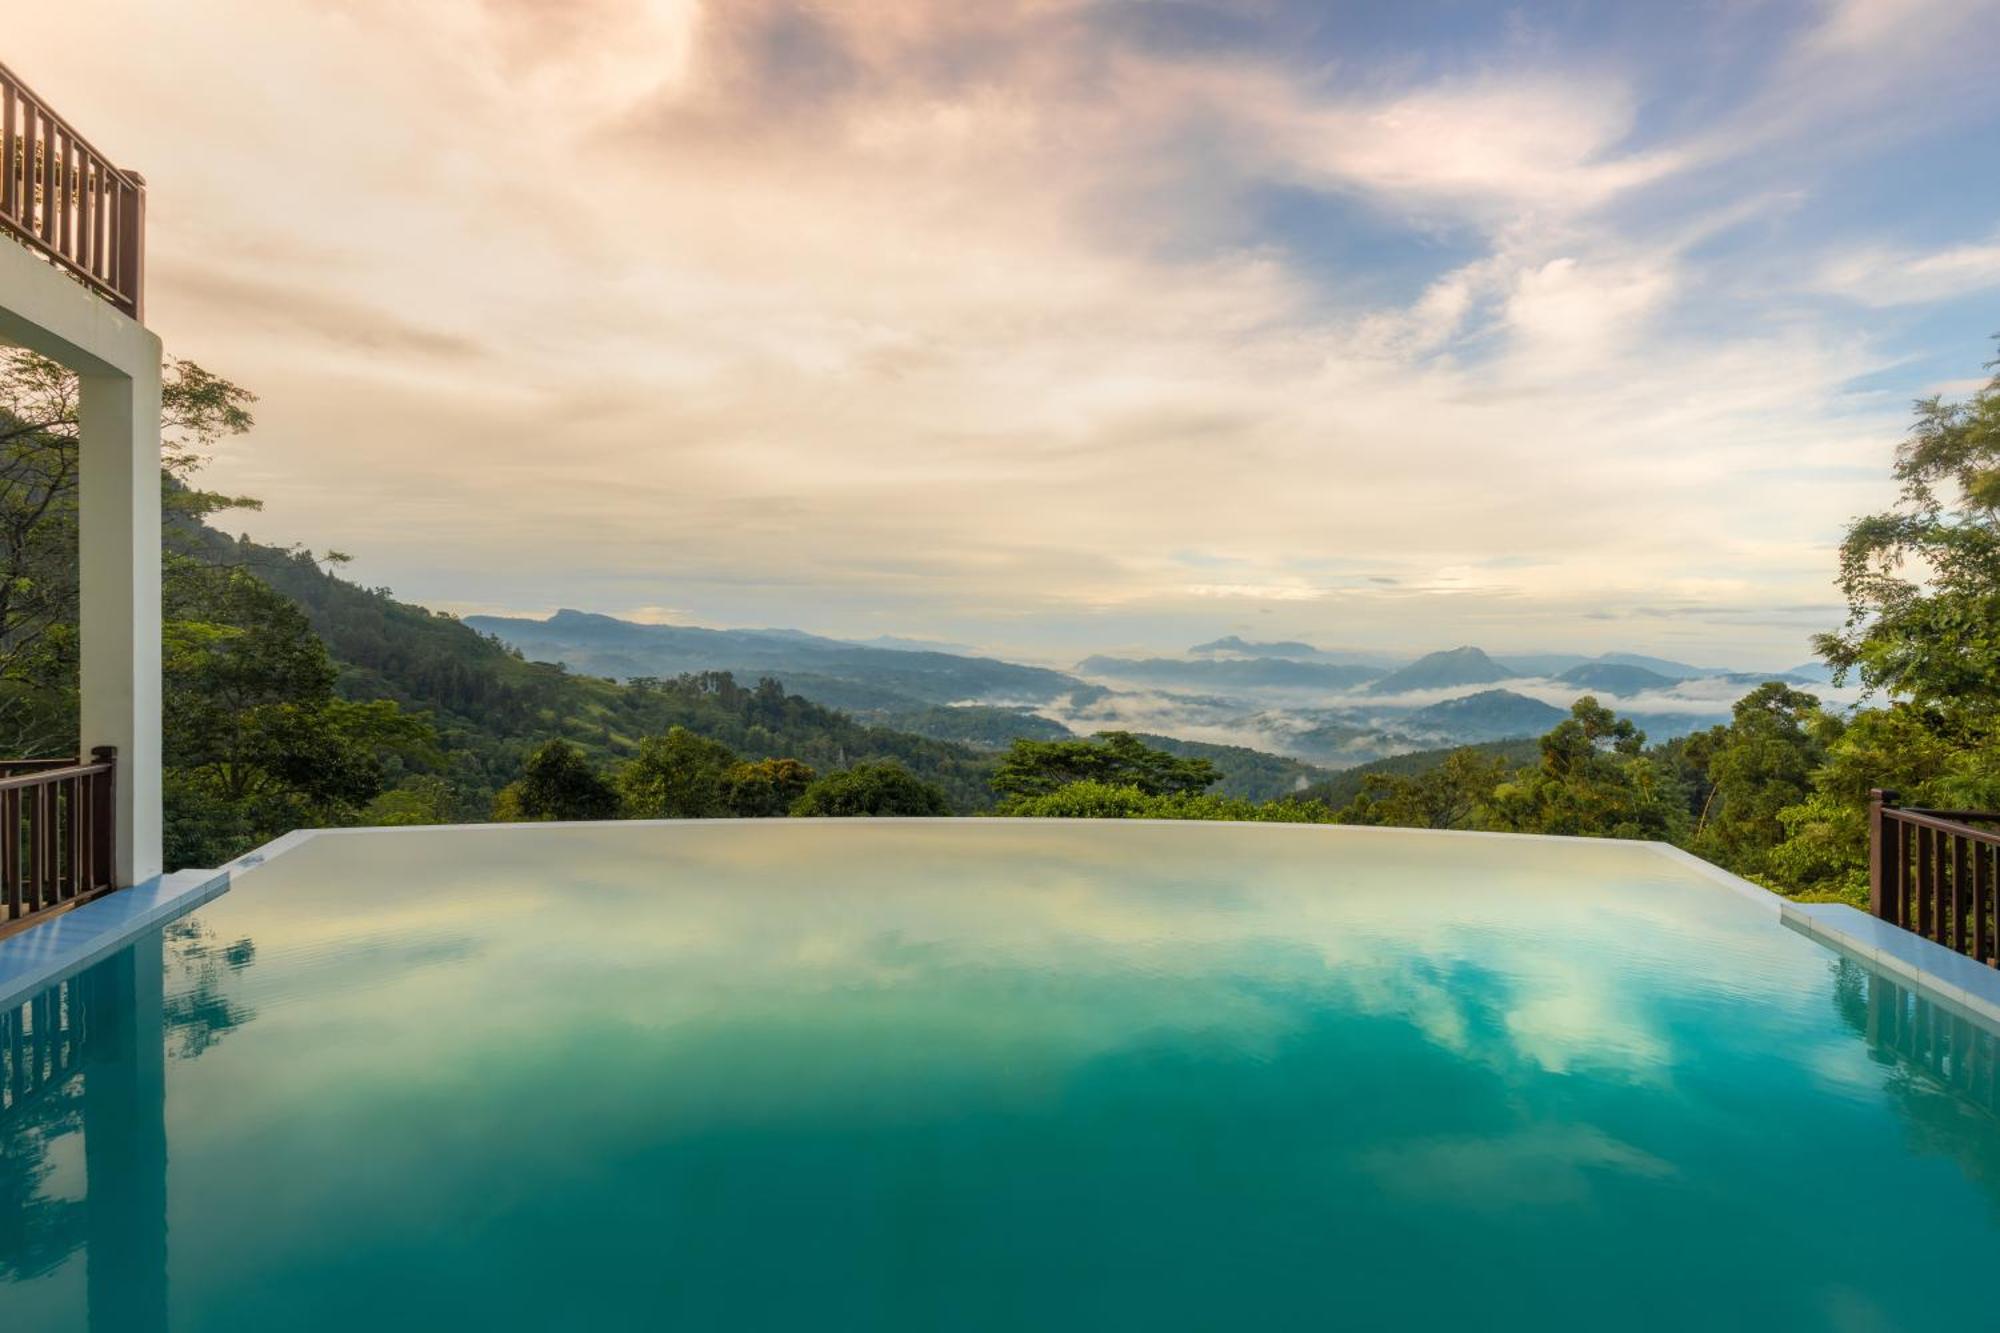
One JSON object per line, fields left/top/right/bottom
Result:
{"left": 0, "top": 241, "right": 164, "bottom": 883}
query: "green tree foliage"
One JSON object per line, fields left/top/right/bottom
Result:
{"left": 998, "top": 780, "right": 1334, "bottom": 823}
{"left": 0, "top": 351, "right": 259, "bottom": 754}
{"left": 791, "top": 762, "right": 949, "bottom": 817}
{"left": 162, "top": 567, "right": 437, "bottom": 865}
{"left": 718, "top": 757, "right": 817, "bottom": 817}
{"left": 1819, "top": 363, "right": 2000, "bottom": 733}
{"left": 991, "top": 731, "right": 1220, "bottom": 804}
{"left": 1336, "top": 748, "right": 1510, "bottom": 830}
{"left": 1748, "top": 356, "right": 2000, "bottom": 901}
{"left": 1686, "top": 682, "right": 1831, "bottom": 877}
{"left": 1488, "top": 697, "right": 1688, "bottom": 841}
{"left": 618, "top": 726, "right": 740, "bottom": 818}
{"left": 363, "top": 776, "right": 461, "bottom": 827}
{"left": 494, "top": 740, "right": 618, "bottom": 822}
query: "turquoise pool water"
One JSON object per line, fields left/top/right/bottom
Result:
{"left": 5, "top": 821, "right": 2000, "bottom": 1331}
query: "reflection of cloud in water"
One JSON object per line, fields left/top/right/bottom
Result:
{"left": 174, "top": 822, "right": 1831, "bottom": 1123}
{"left": 1362, "top": 1124, "right": 1676, "bottom": 1210}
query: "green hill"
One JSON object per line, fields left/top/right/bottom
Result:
{"left": 1304, "top": 738, "right": 1542, "bottom": 808}
{"left": 192, "top": 533, "right": 1004, "bottom": 812}
{"left": 1128, "top": 734, "right": 1336, "bottom": 801}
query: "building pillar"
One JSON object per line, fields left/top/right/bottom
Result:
{"left": 78, "top": 366, "right": 163, "bottom": 885}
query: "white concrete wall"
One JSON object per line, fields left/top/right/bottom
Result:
{"left": 0, "top": 241, "right": 164, "bottom": 883}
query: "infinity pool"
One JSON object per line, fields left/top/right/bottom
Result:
{"left": 5, "top": 821, "right": 2000, "bottom": 1330}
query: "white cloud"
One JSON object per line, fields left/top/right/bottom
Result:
{"left": 2, "top": 0, "right": 1985, "bottom": 662}
{"left": 1816, "top": 234, "right": 2000, "bottom": 307}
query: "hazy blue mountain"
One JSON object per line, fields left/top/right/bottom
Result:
{"left": 1494, "top": 652, "right": 1595, "bottom": 676}
{"left": 1711, "top": 670, "right": 1823, "bottom": 689}
{"left": 1366, "top": 646, "right": 1514, "bottom": 695}
{"left": 1188, "top": 635, "right": 1322, "bottom": 659}
{"left": 855, "top": 635, "right": 977, "bottom": 654}
{"left": 1594, "top": 651, "right": 1732, "bottom": 679}
{"left": 1556, "top": 662, "right": 1680, "bottom": 695}
{"left": 468, "top": 610, "right": 1095, "bottom": 710}
{"left": 1784, "top": 661, "right": 1837, "bottom": 684}
{"left": 1402, "top": 689, "right": 1568, "bottom": 742}
{"left": 1076, "top": 656, "right": 1381, "bottom": 690}
{"left": 1189, "top": 636, "right": 1407, "bottom": 667}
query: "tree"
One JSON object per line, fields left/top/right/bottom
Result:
{"left": 162, "top": 567, "right": 437, "bottom": 863}
{"left": 364, "top": 776, "right": 460, "bottom": 826}
{"left": 1336, "top": 748, "right": 1509, "bottom": 830}
{"left": 1759, "top": 355, "right": 2000, "bottom": 900}
{"left": 0, "top": 350, "right": 259, "bottom": 754}
{"left": 496, "top": 739, "right": 618, "bottom": 822}
{"left": 998, "top": 780, "right": 1333, "bottom": 823}
{"left": 1489, "top": 697, "right": 1688, "bottom": 841}
{"left": 991, "top": 731, "right": 1220, "bottom": 803}
{"left": 791, "top": 762, "right": 949, "bottom": 816}
{"left": 618, "top": 726, "right": 739, "bottom": 818}
{"left": 718, "top": 757, "right": 816, "bottom": 817}
{"left": 1817, "top": 357, "right": 2000, "bottom": 739}
{"left": 1689, "top": 682, "right": 1830, "bottom": 877}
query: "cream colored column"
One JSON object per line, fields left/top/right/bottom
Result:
{"left": 78, "top": 363, "right": 163, "bottom": 884}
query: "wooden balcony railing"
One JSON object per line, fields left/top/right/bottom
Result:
{"left": 0, "top": 747, "right": 118, "bottom": 939}
{"left": 0, "top": 61, "right": 144, "bottom": 320}
{"left": 0, "top": 971, "right": 90, "bottom": 1114}
{"left": 1870, "top": 790, "right": 2000, "bottom": 968}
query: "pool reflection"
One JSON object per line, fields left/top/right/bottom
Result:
{"left": 12, "top": 894, "right": 2000, "bottom": 1331}
{"left": 2, "top": 920, "right": 257, "bottom": 1333}
{"left": 1831, "top": 957, "right": 2000, "bottom": 1208}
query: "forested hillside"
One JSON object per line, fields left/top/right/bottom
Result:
{"left": 183, "top": 532, "right": 1003, "bottom": 814}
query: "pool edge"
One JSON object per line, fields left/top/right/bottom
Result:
{"left": 1779, "top": 899, "right": 2000, "bottom": 1030}
{"left": 0, "top": 828, "right": 320, "bottom": 1011}
{"left": 14, "top": 823, "right": 1994, "bottom": 1036}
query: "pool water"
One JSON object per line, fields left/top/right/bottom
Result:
{"left": 5, "top": 821, "right": 2000, "bottom": 1331}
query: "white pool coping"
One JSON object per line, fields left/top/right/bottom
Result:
{"left": 0, "top": 867, "right": 233, "bottom": 1010}
{"left": 1780, "top": 899, "right": 2000, "bottom": 1028}
{"left": 0, "top": 826, "right": 316, "bottom": 1011}
{"left": 4, "top": 821, "right": 1999, "bottom": 1033}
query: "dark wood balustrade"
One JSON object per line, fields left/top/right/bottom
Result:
{"left": 0, "top": 971, "right": 90, "bottom": 1113}
{"left": 1870, "top": 790, "right": 2000, "bottom": 967}
{"left": 0, "top": 61, "right": 144, "bottom": 319}
{"left": 0, "top": 747, "right": 118, "bottom": 939}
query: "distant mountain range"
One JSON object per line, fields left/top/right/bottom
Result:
{"left": 1555, "top": 662, "right": 1680, "bottom": 694}
{"left": 1188, "top": 636, "right": 1404, "bottom": 668}
{"left": 467, "top": 610, "right": 1099, "bottom": 715}
{"left": 1176, "top": 636, "right": 1792, "bottom": 684}
{"left": 1076, "top": 655, "right": 1382, "bottom": 691}
{"left": 466, "top": 609, "right": 1834, "bottom": 781}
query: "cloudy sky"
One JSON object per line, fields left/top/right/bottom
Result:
{"left": 16, "top": 0, "right": 2000, "bottom": 667}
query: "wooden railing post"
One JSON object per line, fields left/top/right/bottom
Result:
{"left": 115, "top": 171, "right": 144, "bottom": 321}
{"left": 1870, "top": 789, "right": 1896, "bottom": 921}
{"left": 90, "top": 745, "right": 116, "bottom": 889}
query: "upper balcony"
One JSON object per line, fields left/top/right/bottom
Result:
{"left": 0, "top": 60, "right": 144, "bottom": 321}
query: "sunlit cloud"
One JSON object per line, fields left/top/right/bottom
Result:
{"left": 9, "top": 0, "right": 1999, "bottom": 664}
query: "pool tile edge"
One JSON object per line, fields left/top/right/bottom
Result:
{"left": 1781, "top": 900, "right": 2000, "bottom": 1030}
